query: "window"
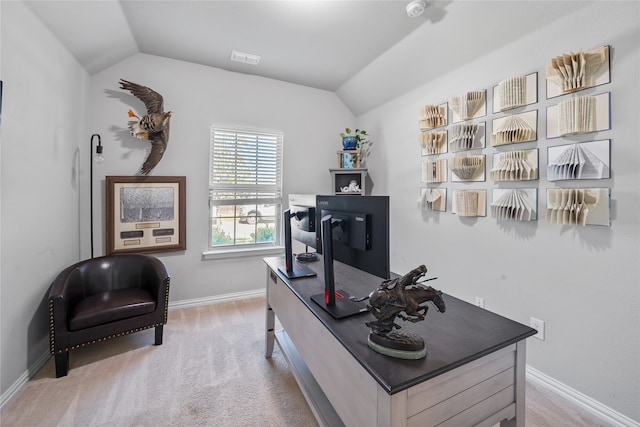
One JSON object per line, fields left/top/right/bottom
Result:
{"left": 209, "top": 126, "right": 283, "bottom": 251}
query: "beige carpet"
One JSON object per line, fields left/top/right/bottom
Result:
{"left": 1, "top": 296, "right": 607, "bottom": 427}
{"left": 1, "top": 297, "right": 317, "bottom": 427}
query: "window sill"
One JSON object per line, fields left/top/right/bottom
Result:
{"left": 202, "top": 246, "right": 284, "bottom": 260}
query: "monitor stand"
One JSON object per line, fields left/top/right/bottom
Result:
{"left": 279, "top": 209, "right": 317, "bottom": 279}
{"left": 311, "top": 290, "right": 368, "bottom": 319}
{"left": 278, "top": 261, "right": 317, "bottom": 279}
{"left": 310, "top": 214, "right": 367, "bottom": 319}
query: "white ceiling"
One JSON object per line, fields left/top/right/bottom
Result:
{"left": 24, "top": 0, "right": 429, "bottom": 90}
{"left": 23, "top": 1, "right": 590, "bottom": 115}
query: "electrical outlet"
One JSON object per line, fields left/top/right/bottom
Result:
{"left": 475, "top": 297, "right": 485, "bottom": 308}
{"left": 530, "top": 317, "right": 545, "bottom": 341}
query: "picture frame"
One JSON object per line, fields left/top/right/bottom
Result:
{"left": 106, "top": 176, "right": 186, "bottom": 255}
{"left": 337, "top": 150, "right": 361, "bottom": 168}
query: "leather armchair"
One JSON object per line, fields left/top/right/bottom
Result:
{"left": 48, "top": 254, "right": 170, "bottom": 377}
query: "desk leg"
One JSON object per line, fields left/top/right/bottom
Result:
{"left": 266, "top": 303, "right": 275, "bottom": 358}
{"left": 501, "top": 340, "right": 526, "bottom": 427}
{"left": 265, "top": 268, "right": 275, "bottom": 358}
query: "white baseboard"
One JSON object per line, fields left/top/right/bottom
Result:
{"left": 1, "top": 351, "right": 50, "bottom": 409}
{"left": 168, "top": 288, "right": 266, "bottom": 310}
{"left": 526, "top": 366, "right": 639, "bottom": 427}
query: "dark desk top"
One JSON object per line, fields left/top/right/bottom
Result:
{"left": 265, "top": 256, "right": 537, "bottom": 394}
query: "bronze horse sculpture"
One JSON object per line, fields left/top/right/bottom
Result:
{"left": 351, "top": 265, "right": 446, "bottom": 337}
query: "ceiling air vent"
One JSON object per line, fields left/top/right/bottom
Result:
{"left": 230, "top": 50, "right": 261, "bottom": 66}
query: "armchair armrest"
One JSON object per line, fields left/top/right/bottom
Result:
{"left": 141, "top": 256, "right": 170, "bottom": 322}
{"left": 48, "top": 263, "right": 85, "bottom": 355}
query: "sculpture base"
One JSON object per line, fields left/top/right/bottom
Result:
{"left": 368, "top": 330, "right": 426, "bottom": 360}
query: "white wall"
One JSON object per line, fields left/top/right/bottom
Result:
{"left": 87, "top": 53, "right": 354, "bottom": 303}
{"left": 356, "top": 2, "right": 640, "bottom": 422}
{"left": 0, "top": 1, "right": 89, "bottom": 396}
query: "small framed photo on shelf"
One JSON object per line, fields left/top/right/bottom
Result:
{"left": 337, "top": 150, "right": 361, "bottom": 168}
{"left": 106, "top": 175, "right": 186, "bottom": 255}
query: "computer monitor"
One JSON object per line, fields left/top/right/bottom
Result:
{"left": 288, "top": 193, "right": 318, "bottom": 252}
{"left": 315, "top": 195, "right": 390, "bottom": 279}
{"left": 278, "top": 209, "right": 317, "bottom": 279}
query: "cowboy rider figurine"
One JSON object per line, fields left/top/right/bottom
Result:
{"left": 381, "top": 265, "right": 428, "bottom": 309}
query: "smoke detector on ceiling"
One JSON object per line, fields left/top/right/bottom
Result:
{"left": 406, "top": 0, "right": 426, "bottom": 18}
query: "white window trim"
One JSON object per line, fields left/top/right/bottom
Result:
{"left": 207, "top": 124, "right": 283, "bottom": 255}
{"left": 202, "top": 245, "right": 284, "bottom": 260}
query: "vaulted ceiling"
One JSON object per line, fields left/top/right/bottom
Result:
{"left": 23, "top": 1, "right": 589, "bottom": 115}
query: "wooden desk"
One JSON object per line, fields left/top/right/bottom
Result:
{"left": 264, "top": 256, "right": 536, "bottom": 427}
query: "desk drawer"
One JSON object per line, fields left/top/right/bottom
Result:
{"left": 407, "top": 345, "right": 516, "bottom": 427}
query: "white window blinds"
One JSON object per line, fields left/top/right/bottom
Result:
{"left": 209, "top": 127, "right": 283, "bottom": 204}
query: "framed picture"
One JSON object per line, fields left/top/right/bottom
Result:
{"left": 106, "top": 176, "right": 186, "bottom": 255}
{"left": 337, "top": 150, "right": 361, "bottom": 168}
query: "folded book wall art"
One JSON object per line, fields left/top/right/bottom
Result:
{"left": 452, "top": 190, "right": 486, "bottom": 217}
{"left": 491, "top": 149, "right": 539, "bottom": 182}
{"left": 491, "top": 110, "right": 538, "bottom": 146}
{"left": 545, "top": 188, "right": 610, "bottom": 226}
{"left": 493, "top": 73, "right": 538, "bottom": 113}
{"left": 418, "top": 188, "right": 446, "bottom": 212}
{"left": 449, "top": 155, "right": 485, "bottom": 182}
{"left": 415, "top": 43, "right": 612, "bottom": 226}
{"left": 547, "top": 93, "right": 610, "bottom": 138}
{"left": 422, "top": 159, "right": 447, "bottom": 183}
{"left": 491, "top": 189, "right": 538, "bottom": 222}
{"left": 420, "top": 130, "right": 448, "bottom": 155}
{"left": 419, "top": 103, "right": 448, "bottom": 130}
{"left": 450, "top": 90, "right": 486, "bottom": 123}
{"left": 547, "top": 140, "right": 610, "bottom": 181}
{"left": 545, "top": 45, "right": 610, "bottom": 98}
{"left": 449, "top": 122, "right": 485, "bottom": 152}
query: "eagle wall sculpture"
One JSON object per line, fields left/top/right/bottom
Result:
{"left": 119, "top": 79, "right": 173, "bottom": 175}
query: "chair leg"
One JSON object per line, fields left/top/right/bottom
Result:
{"left": 155, "top": 325, "right": 164, "bottom": 345}
{"left": 55, "top": 352, "right": 69, "bottom": 378}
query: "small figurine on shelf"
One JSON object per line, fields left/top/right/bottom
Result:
{"left": 341, "top": 180, "right": 360, "bottom": 193}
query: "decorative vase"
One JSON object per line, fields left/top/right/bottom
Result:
{"left": 342, "top": 136, "right": 358, "bottom": 150}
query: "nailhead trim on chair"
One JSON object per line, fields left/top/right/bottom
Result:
{"left": 163, "top": 278, "right": 171, "bottom": 324}
{"left": 49, "top": 299, "right": 55, "bottom": 355}
{"left": 54, "top": 323, "right": 164, "bottom": 353}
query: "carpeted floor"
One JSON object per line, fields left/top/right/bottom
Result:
{"left": 1, "top": 296, "right": 606, "bottom": 427}
{"left": 1, "top": 297, "right": 317, "bottom": 427}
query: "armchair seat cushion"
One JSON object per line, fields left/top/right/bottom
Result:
{"left": 69, "top": 288, "right": 156, "bottom": 331}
